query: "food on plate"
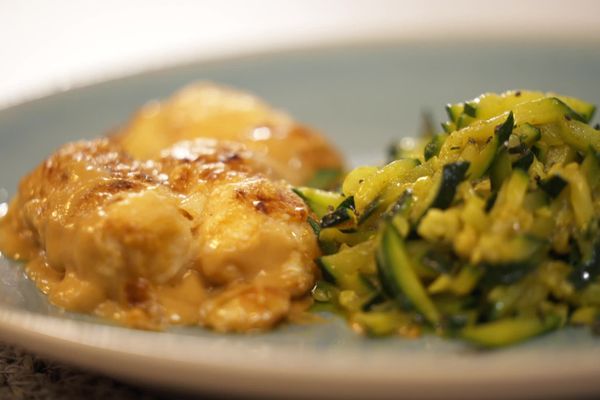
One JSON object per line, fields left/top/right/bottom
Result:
{"left": 0, "top": 83, "right": 345, "bottom": 331}
{"left": 301, "top": 90, "right": 600, "bottom": 347}
{"left": 2, "top": 83, "right": 598, "bottom": 347}
{"left": 114, "top": 83, "right": 344, "bottom": 188}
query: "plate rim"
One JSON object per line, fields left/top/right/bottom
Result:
{"left": 2, "top": 41, "right": 600, "bottom": 398}
{"left": 0, "top": 305, "right": 599, "bottom": 399}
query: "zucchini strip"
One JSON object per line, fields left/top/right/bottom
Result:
{"left": 293, "top": 187, "right": 345, "bottom": 218}
{"left": 377, "top": 222, "right": 440, "bottom": 325}
{"left": 460, "top": 315, "right": 561, "bottom": 348}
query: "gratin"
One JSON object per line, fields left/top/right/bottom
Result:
{"left": 0, "top": 84, "right": 343, "bottom": 332}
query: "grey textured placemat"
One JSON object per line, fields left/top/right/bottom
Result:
{"left": 0, "top": 342, "right": 160, "bottom": 400}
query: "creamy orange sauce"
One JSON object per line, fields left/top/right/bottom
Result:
{"left": 0, "top": 84, "right": 341, "bottom": 332}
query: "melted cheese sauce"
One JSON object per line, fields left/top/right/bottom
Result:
{"left": 0, "top": 134, "right": 321, "bottom": 332}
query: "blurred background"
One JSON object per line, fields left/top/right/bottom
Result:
{"left": 1, "top": 0, "right": 600, "bottom": 107}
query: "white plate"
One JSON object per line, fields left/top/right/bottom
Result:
{"left": 1, "top": 43, "right": 600, "bottom": 399}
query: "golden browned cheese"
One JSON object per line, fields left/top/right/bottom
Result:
{"left": 113, "top": 83, "right": 344, "bottom": 185}
{"left": 0, "top": 138, "right": 319, "bottom": 332}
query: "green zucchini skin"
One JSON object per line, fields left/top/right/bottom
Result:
{"left": 441, "top": 121, "right": 456, "bottom": 134}
{"left": 376, "top": 222, "right": 440, "bottom": 325}
{"left": 481, "top": 262, "right": 533, "bottom": 287}
{"left": 424, "top": 133, "right": 448, "bottom": 160}
{"left": 430, "top": 161, "right": 470, "bottom": 210}
{"left": 463, "top": 101, "right": 478, "bottom": 118}
{"left": 315, "top": 257, "right": 338, "bottom": 284}
{"left": 495, "top": 111, "right": 515, "bottom": 144}
{"left": 512, "top": 149, "right": 534, "bottom": 171}
{"left": 336, "top": 195, "right": 356, "bottom": 211}
{"left": 459, "top": 315, "right": 561, "bottom": 348}
{"left": 307, "top": 216, "right": 321, "bottom": 236}
{"left": 514, "top": 123, "right": 541, "bottom": 146}
{"left": 489, "top": 149, "right": 512, "bottom": 191}
{"left": 445, "top": 103, "right": 464, "bottom": 123}
{"left": 292, "top": 187, "right": 344, "bottom": 218}
{"left": 539, "top": 175, "right": 568, "bottom": 198}
{"left": 479, "top": 235, "right": 545, "bottom": 286}
{"left": 321, "top": 207, "right": 356, "bottom": 230}
{"left": 466, "top": 113, "right": 515, "bottom": 179}
{"left": 321, "top": 196, "right": 357, "bottom": 229}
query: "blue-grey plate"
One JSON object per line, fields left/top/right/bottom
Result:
{"left": 1, "top": 43, "right": 600, "bottom": 399}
